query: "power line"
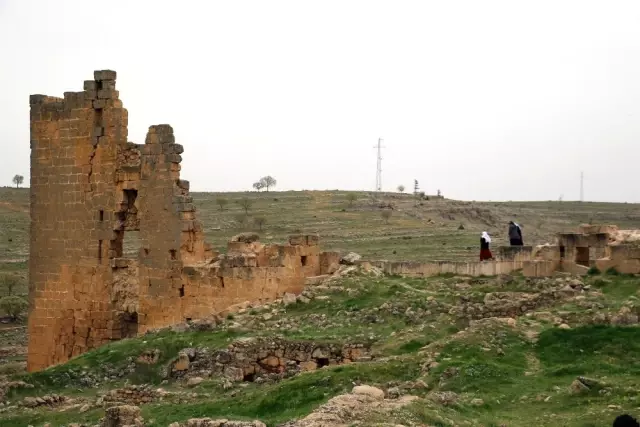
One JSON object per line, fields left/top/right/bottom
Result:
{"left": 373, "top": 138, "right": 385, "bottom": 191}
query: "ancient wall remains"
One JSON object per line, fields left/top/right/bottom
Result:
{"left": 361, "top": 257, "right": 526, "bottom": 278}
{"left": 28, "top": 71, "right": 339, "bottom": 372}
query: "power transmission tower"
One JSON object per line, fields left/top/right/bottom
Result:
{"left": 373, "top": 138, "right": 384, "bottom": 191}
{"left": 580, "top": 172, "right": 584, "bottom": 202}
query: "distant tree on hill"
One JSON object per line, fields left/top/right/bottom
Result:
{"left": 381, "top": 209, "right": 392, "bottom": 224}
{"left": 346, "top": 193, "right": 358, "bottom": 208}
{"left": 262, "top": 176, "right": 277, "bottom": 192}
{"left": 236, "top": 197, "right": 253, "bottom": 214}
{"left": 252, "top": 181, "right": 265, "bottom": 192}
{"left": 397, "top": 185, "right": 405, "bottom": 193}
{"left": 216, "top": 197, "right": 229, "bottom": 211}
{"left": 254, "top": 216, "right": 267, "bottom": 231}
{"left": 12, "top": 175, "right": 24, "bottom": 189}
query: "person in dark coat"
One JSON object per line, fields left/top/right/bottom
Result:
{"left": 508, "top": 221, "right": 523, "bottom": 246}
{"left": 613, "top": 414, "right": 640, "bottom": 427}
{"left": 480, "top": 232, "right": 493, "bottom": 261}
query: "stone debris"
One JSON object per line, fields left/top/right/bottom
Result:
{"left": 170, "top": 337, "right": 372, "bottom": 383}
{"left": 100, "top": 384, "right": 168, "bottom": 406}
{"left": 100, "top": 405, "right": 145, "bottom": 427}
{"left": 20, "top": 394, "right": 69, "bottom": 408}
{"left": 280, "top": 385, "right": 418, "bottom": 427}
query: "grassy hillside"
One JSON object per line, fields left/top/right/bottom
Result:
{"left": 1, "top": 270, "right": 639, "bottom": 426}
{"left": 1, "top": 187, "right": 639, "bottom": 268}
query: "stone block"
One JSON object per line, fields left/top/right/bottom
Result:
{"left": 94, "top": 70, "right": 117, "bottom": 81}
{"left": 98, "top": 89, "right": 119, "bottom": 100}
{"left": 83, "top": 80, "right": 97, "bottom": 91}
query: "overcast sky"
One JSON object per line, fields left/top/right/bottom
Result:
{"left": 1, "top": 0, "right": 639, "bottom": 202}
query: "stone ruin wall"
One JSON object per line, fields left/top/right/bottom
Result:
{"left": 28, "top": 70, "right": 339, "bottom": 372}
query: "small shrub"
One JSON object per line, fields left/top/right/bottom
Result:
{"left": 0, "top": 295, "right": 28, "bottom": 320}
{"left": 606, "top": 267, "right": 620, "bottom": 276}
{"left": 233, "top": 214, "right": 249, "bottom": 227}
{"left": 0, "top": 274, "right": 23, "bottom": 296}
{"left": 236, "top": 197, "right": 253, "bottom": 214}
{"left": 216, "top": 197, "right": 229, "bottom": 211}
{"left": 381, "top": 209, "right": 392, "bottom": 224}
{"left": 587, "top": 266, "right": 601, "bottom": 275}
{"left": 346, "top": 193, "right": 357, "bottom": 208}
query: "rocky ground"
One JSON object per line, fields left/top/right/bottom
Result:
{"left": 1, "top": 266, "right": 640, "bottom": 426}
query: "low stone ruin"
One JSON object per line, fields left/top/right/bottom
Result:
{"left": 526, "top": 224, "right": 640, "bottom": 276}
{"left": 100, "top": 384, "right": 168, "bottom": 406}
{"left": 170, "top": 337, "right": 372, "bottom": 383}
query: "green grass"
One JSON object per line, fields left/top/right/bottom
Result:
{"left": 1, "top": 187, "right": 640, "bottom": 267}
{"left": 6, "top": 274, "right": 639, "bottom": 427}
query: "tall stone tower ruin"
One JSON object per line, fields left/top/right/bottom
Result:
{"left": 27, "top": 70, "right": 339, "bottom": 372}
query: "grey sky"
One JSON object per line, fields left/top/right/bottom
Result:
{"left": 1, "top": 0, "right": 639, "bottom": 202}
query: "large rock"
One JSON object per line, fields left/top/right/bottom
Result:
{"left": 282, "top": 293, "right": 297, "bottom": 306}
{"left": 173, "top": 351, "right": 190, "bottom": 372}
{"left": 340, "top": 252, "right": 362, "bottom": 265}
{"left": 352, "top": 385, "right": 384, "bottom": 400}
{"left": 187, "top": 377, "right": 204, "bottom": 387}
{"left": 230, "top": 233, "right": 260, "bottom": 243}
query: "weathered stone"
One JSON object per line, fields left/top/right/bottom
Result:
{"left": 282, "top": 293, "right": 297, "bottom": 306}
{"left": 340, "top": 252, "right": 362, "bottom": 265}
{"left": 186, "top": 377, "right": 204, "bottom": 387}
{"left": 352, "top": 385, "right": 384, "bottom": 400}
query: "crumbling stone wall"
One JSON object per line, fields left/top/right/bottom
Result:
{"left": 28, "top": 70, "right": 340, "bottom": 372}
{"left": 170, "top": 338, "right": 372, "bottom": 383}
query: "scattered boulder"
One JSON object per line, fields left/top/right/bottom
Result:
{"left": 186, "top": 377, "right": 204, "bottom": 387}
{"left": 340, "top": 252, "right": 362, "bottom": 265}
{"left": 173, "top": 351, "right": 191, "bottom": 372}
{"left": 282, "top": 293, "right": 297, "bottom": 306}
{"left": 230, "top": 233, "right": 260, "bottom": 243}
{"left": 352, "top": 385, "right": 384, "bottom": 400}
{"left": 610, "top": 306, "right": 639, "bottom": 325}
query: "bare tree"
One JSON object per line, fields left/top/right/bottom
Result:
{"left": 216, "top": 197, "right": 229, "bottom": 211}
{"left": 397, "top": 185, "right": 405, "bottom": 193}
{"left": 12, "top": 175, "right": 24, "bottom": 189}
{"left": 0, "top": 274, "right": 22, "bottom": 296}
{"left": 0, "top": 296, "right": 28, "bottom": 321}
{"left": 233, "top": 213, "right": 248, "bottom": 227}
{"left": 252, "top": 181, "right": 265, "bottom": 192}
{"left": 236, "top": 197, "right": 253, "bottom": 214}
{"left": 254, "top": 216, "right": 267, "bottom": 231}
{"left": 346, "top": 193, "right": 357, "bottom": 208}
{"left": 381, "top": 209, "right": 392, "bottom": 224}
{"left": 261, "top": 176, "right": 277, "bottom": 192}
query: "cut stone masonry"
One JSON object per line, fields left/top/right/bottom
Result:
{"left": 27, "top": 70, "right": 340, "bottom": 372}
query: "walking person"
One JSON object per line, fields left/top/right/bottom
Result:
{"left": 480, "top": 231, "right": 493, "bottom": 261}
{"left": 508, "top": 221, "right": 523, "bottom": 246}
